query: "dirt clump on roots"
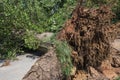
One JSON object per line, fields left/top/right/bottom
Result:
{"left": 57, "top": 4, "right": 120, "bottom": 80}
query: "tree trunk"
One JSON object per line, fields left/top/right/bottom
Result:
{"left": 22, "top": 47, "right": 63, "bottom": 80}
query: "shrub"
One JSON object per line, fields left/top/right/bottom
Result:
{"left": 0, "top": 0, "right": 40, "bottom": 59}
{"left": 22, "top": 30, "right": 40, "bottom": 50}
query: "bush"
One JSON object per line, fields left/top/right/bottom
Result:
{"left": 0, "top": 0, "right": 40, "bottom": 59}
{"left": 22, "top": 30, "right": 40, "bottom": 50}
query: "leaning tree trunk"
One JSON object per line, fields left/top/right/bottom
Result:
{"left": 57, "top": 4, "right": 118, "bottom": 78}
{"left": 22, "top": 48, "right": 63, "bottom": 80}
{"left": 22, "top": 3, "right": 120, "bottom": 80}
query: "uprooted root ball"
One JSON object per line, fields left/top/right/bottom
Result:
{"left": 57, "top": 5, "right": 118, "bottom": 70}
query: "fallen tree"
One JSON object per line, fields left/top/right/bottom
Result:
{"left": 57, "top": 4, "right": 119, "bottom": 79}
{"left": 22, "top": 2, "right": 120, "bottom": 80}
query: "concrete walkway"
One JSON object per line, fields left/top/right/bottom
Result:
{"left": 0, "top": 54, "right": 39, "bottom": 80}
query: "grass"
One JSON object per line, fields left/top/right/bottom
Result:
{"left": 54, "top": 40, "right": 73, "bottom": 76}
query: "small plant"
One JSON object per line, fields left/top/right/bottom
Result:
{"left": 54, "top": 40, "right": 73, "bottom": 76}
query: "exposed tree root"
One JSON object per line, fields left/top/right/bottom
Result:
{"left": 57, "top": 4, "right": 120, "bottom": 80}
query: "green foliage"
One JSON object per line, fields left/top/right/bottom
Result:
{"left": 54, "top": 40, "right": 73, "bottom": 76}
{"left": 3, "top": 0, "right": 77, "bottom": 32}
{"left": 0, "top": 0, "right": 77, "bottom": 59}
{"left": 0, "top": 31, "right": 23, "bottom": 59}
{"left": 0, "top": 1, "right": 33, "bottom": 59}
{"left": 47, "top": 0, "right": 77, "bottom": 32}
{"left": 22, "top": 30, "right": 40, "bottom": 50}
